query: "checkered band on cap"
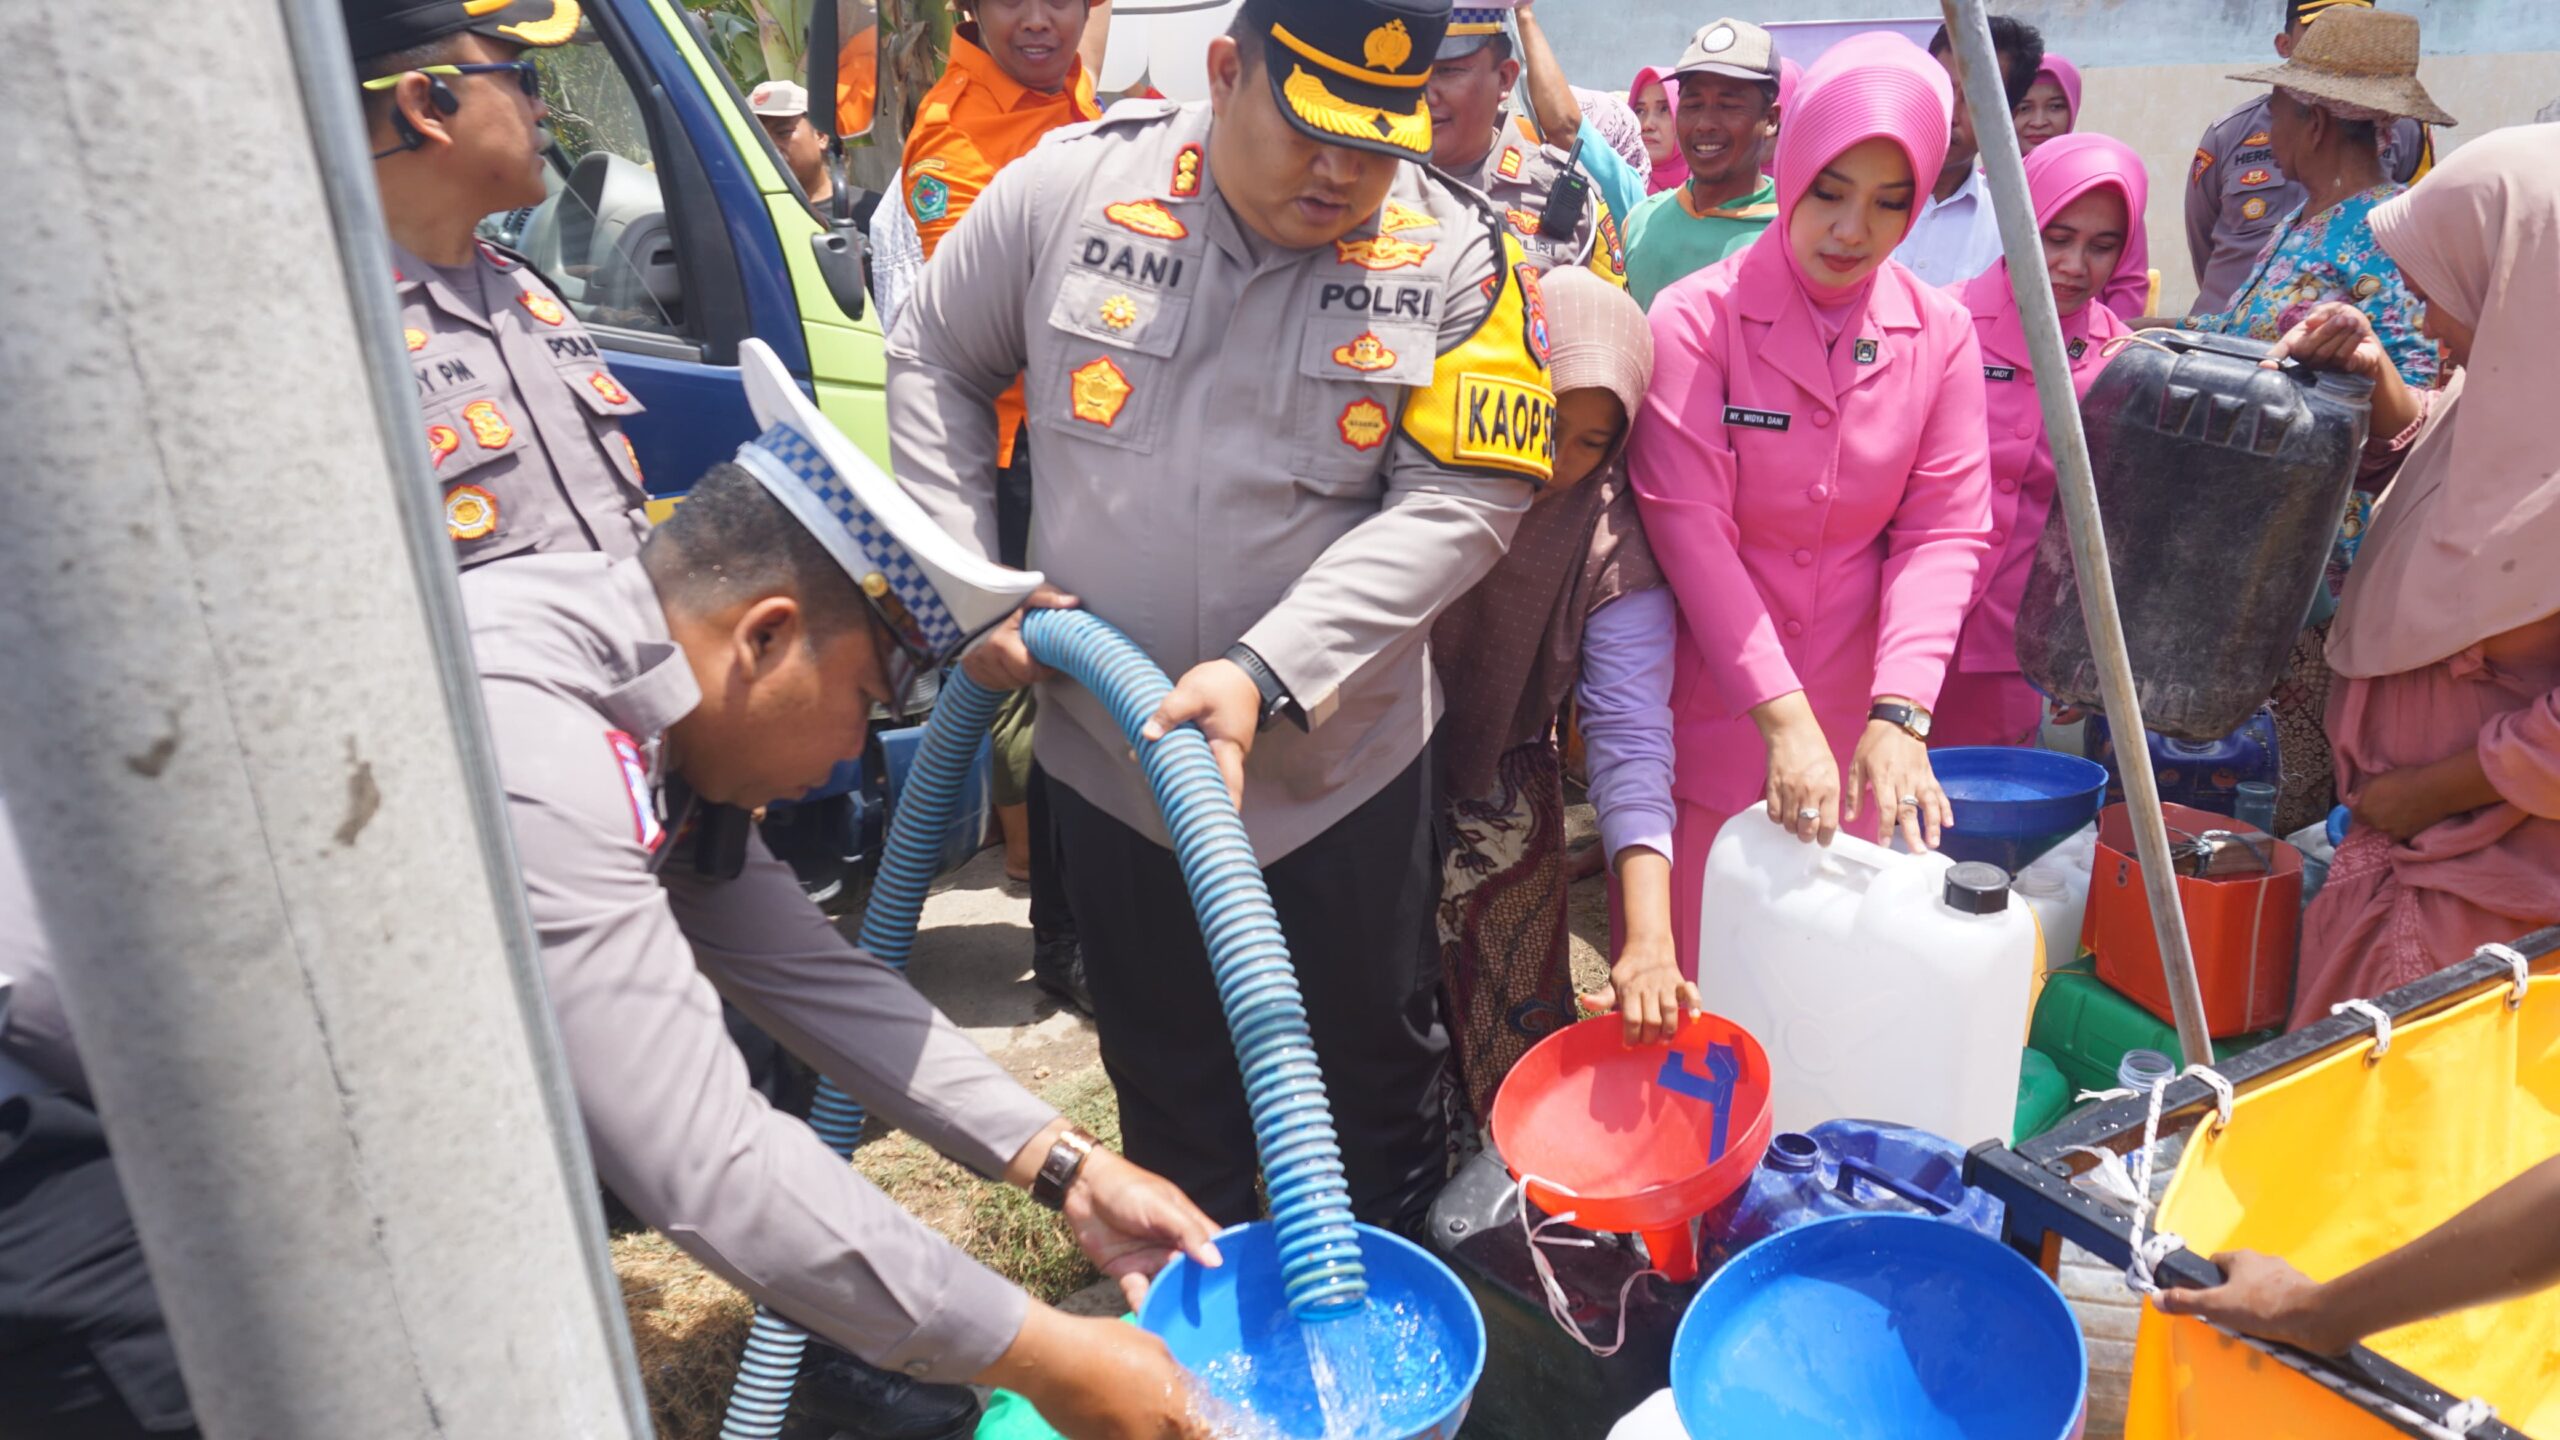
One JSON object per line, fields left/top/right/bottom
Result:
{"left": 738, "top": 423, "right": 966, "bottom": 656}
{"left": 1447, "top": 6, "right": 1507, "bottom": 36}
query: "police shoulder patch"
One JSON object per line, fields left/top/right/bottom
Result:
{"left": 605, "top": 730, "right": 664, "bottom": 852}
{"left": 1398, "top": 234, "right": 1555, "bottom": 485}
{"left": 910, "top": 172, "right": 950, "bottom": 223}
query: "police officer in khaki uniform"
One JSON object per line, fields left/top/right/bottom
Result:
{"left": 888, "top": 0, "right": 1551, "bottom": 1234}
{"left": 0, "top": 345, "right": 1228, "bottom": 1440}
{"left": 2184, "top": 0, "right": 2429, "bottom": 316}
{"left": 1425, "top": 2, "right": 1626, "bottom": 285}
{"left": 350, "top": 0, "right": 653, "bottom": 566}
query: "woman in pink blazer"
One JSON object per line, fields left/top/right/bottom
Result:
{"left": 1935, "top": 134, "right": 2146, "bottom": 747}
{"left": 1630, "top": 34, "right": 1995, "bottom": 977}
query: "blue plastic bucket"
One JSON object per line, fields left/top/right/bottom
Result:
{"left": 1931, "top": 747, "right": 2109, "bottom": 874}
{"left": 1671, "top": 1213, "right": 2086, "bottom": 1440}
{"left": 1138, "top": 1220, "right": 1485, "bottom": 1440}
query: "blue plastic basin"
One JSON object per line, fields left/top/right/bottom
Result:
{"left": 1672, "top": 1213, "right": 2086, "bottom": 1440}
{"left": 1930, "top": 747, "right": 2109, "bottom": 873}
{"left": 1138, "top": 1221, "right": 1485, "bottom": 1440}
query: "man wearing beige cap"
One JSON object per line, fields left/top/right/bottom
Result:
{"left": 750, "top": 78, "right": 835, "bottom": 211}
{"left": 1621, "top": 18, "right": 1782, "bottom": 311}
{"left": 2185, "top": 0, "right": 2433, "bottom": 316}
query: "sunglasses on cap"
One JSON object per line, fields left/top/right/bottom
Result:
{"left": 851, "top": 573, "right": 942, "bottom": 724}
{"left": 360, "top": 59, "right": 544, "bottom": 99}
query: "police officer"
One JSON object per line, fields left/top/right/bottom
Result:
{"left": 351, "top": 0, "right": 654, "bottom": 566}
{"left": 1424, "top": 1, "right": 1626, "bottom": 284}
{"left": 0, "top": 346, "right": 1228, "bottom": 1440}
{"left": 2185, "top": 0, "right": 2430, "bottom": 316}
{"left": 888, "top": 0, "right": 1551, "bottom": 1236}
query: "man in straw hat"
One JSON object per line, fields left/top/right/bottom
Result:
{"left": 889, "top": 0, "right": 1553, "bottom": 1239}
{"left": 2185, "top": 0, "right": 2437, "bottom": 316}
{"left": 0, "top": 342, "right": 1232, "bottom": 1440}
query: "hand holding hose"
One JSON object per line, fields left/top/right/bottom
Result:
{"left": 963, "top": 584, "right": 1082, "bottom": 691}
{"left": 1140, "top": 659, "right": 1262, "bottom": 810}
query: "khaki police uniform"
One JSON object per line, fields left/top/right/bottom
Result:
{"left": 1462, "top": 109, "right": 1628, "bottom": 285}
{"left": 393, "top": 239, "right": 653, "bottom": 566}
{"left": 884, "top": 92, "right": 1551, "bottom": 1228}
{"left": 2183, "top": 95, "right": 2428, "bottom": 316}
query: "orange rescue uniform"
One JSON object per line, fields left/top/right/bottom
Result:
{"left": 901, "top": 28, "right": 1100, "bottom": 464}
{"left": 833, "top": 25, "right": 879, "bottom": 136}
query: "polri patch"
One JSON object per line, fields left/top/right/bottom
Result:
{"left": 1855, "top": 338, "right": 1880, "bottom": 365}
{"left": 605, "top": 729, "right": 664, "bottom": 852}
{"left": 462, "top": 399, "right": 514, "bottom": 450}
{"left": 1338, "top": 398, "right": 1390, "bottom": 451}
{"left": 1723, "top": 405, "right": 1790, "bottom": 432}
{"left": 1069, "top": 356, "right": 1132, "bottom": 427}
{"left": 1332, "top": 331, "right": 1398, "bottom": 372}
{"left": 586, "top": 370, "right": 633, "bottom": 405}
{"left": 1505, "top": 207, "right": 1541, "bottom": 237}
{"left": 445, "top": 483, "right": 499, "bottom": 542}
{"left": 1335, "top": 234, "right": 1433, "bottom": 271}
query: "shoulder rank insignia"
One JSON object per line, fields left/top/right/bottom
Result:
{"left": 1332, "top": 331, "right": 1398, "bottom": 372}
{"left": 1105, "top": 199, "right": 1188, "bottom": 239}
{"left": 1170, "top": 145, "right": 1203, "bottom": 199}
{"left": 2239, "top": 168, "right": 2273, "bottom": 187}
{"left": 1380, "top": 200, "right": 1437, "bottom": 234}
{"left": 1497, "top": 147, "right": 1524, "bottom": 180}
{"left": 519, "top": 290, "right": 568, "bottom": 326}
{"left": 404, "top": 326, "right": 429, "bottom": 352}
{"left": 461, "top": 399, "right": 514, "bottom": 450}
{"left": 1335, "top": 234, "right": 1433, "bottom": 271}
{"left": 1069, "top": 356, "right": 1133, "bottom": 427}
{"left": 1338, "top": 398, "right": 1391, "bottom": 451}
{"left": 426, "top": 423, "right": 461, "bottom": 469}
{"left": 586, "top": 371, "right": 633, "bottom": 406}
{"left": 445, "top": 484, "right": 499, "bottom": 542}
{"left": 1506, "top": 207, "right": 1541, "bottom": 237}
{"left": 2244, "top": 130, "right": 2271, "bottom": 147}
{"left": 1099, "top": 293, "right": 1140, "bottom": 331}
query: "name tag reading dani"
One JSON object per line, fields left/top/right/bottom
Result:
{"left": 1984, "top": 365, "right": 2019, "bottom": 382}
{"left": 1723, "top": 405, "right": 1792, "bottom": 432}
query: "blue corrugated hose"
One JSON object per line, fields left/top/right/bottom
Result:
{"left": 720, "top": 610, "right": 1364, "bottom": 1439}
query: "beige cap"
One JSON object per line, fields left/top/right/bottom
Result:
{"left": 748, "top": 79, "right": 810, "bottom": 117}
{"left": 1672, "top": 18, "right": 1778, "bottom": 85}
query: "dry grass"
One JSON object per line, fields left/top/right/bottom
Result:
{"left": 614, "top": 1068, "right": 1124, "bottom": 1439}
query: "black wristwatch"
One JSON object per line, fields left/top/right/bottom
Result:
{"left": 1223, "top": 643, "right": 1305, "bottom": 732}
{"left": 1031, "top": 1125, "right": 1099, "bottom": 1212}
{"left": 1870, "top": 701, "right": 1932, "bottom": 742}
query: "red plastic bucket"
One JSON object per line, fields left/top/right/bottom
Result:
{"left": 1488, "top": 1013, "right": 1775, "bottom": 1280}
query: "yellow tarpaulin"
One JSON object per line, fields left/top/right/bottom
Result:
{"left": 2127, "top": 977, "right": 2560, "bottom": 1438}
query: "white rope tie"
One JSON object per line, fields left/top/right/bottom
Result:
{"left": 2182, "top": 1062, "right": 2237, "bottom": 1131}
{"left": 2122, "top": 1074, "right": 2186, "bottom": 1297}
{"left": 2478, "top": 942, "right": 2532, "bottom": 1008}
{"left": 2439, "top": 1397, "right": 2498, "bottom": 1436}
{"left": 1512, "top": 1172, "right": 1666, "bottom": 1359}
{"left": 2331, "top": 999, "right": 2394, "bottom": 1060}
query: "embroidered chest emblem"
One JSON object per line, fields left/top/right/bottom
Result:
{"left": 1098, "top": 293, "right": 1140, "bottom": 331}
{"left": 1335, "top": 234, "right": 1433, "bottom": 271}
{"left": 1505, "top": 207, "right": 1541, "bottom": 237}
{"left": 1332, "top": 331, "right": 1398, "bottom": 372}
{"left": 404, "top": 326, "right": 428, "bottom": 352}
{"left": 1379, "top": 200, "right": 1436, "bottom": 234}
{"left": 586, "top": 370, "right": 632, "bottom": 405}
{"left": 1069, "top": 356, "right": 1132, "bottom": 426}
{"left": 1105, "top": 199, "right": 1188, "bottom": 239}
{"left": 1338, "top": 398, "right": 1391, "bottom": 450}
{"left": 1854, "top": 338, "right": 1880, "bottom": 365}
{"left": 519, "top": 290, "right": 568, "bottom": 326}
{"left": 2239, "top": 168, "right": 2274, "bottom": 187}
{"left": 445, "top": 484, "right": 499, "bottom": 541}
{"left": 1517, "top": 264, "right": 1549, "bottom": 366}
{"left": 461, "top": 399, "right": 514, "bottom": 449}
{"left": 426, "top": 423, "right": 461, "bottom": 469}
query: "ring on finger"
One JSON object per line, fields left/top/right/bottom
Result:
{"left": 1897, "top": 795, "right": 1920, "bottom": 809}
{"left": 1797, "top": 807, "right": 1820, "bottom": 822}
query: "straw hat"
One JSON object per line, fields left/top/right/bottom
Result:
{"left": 2230, "top": 8, "right": 2456, "bottom": 127}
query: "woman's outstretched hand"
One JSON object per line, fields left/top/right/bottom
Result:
{"left": 1751, "top": 691, "right": 1838, "bottom": 845}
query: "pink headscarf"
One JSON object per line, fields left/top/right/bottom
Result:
{"left": 2036, "top": 54, "right": 2084, "bottom": 126}
{"left": 1630, "top": 65, "right": 1685, "bottom": 195}
{"left": 1760, "top": 31, "right": 1954, "bottom": 299}
{"left": 1777, "top": 56, "right": 1804, "bottom": 115}
{"left": 2010, "top": 133, "right": 2147, "bottom": 341}
{"left": 2330, "top": 123, "right": 2560, "bottom": 678}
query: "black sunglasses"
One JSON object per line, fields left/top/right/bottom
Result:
{"left": 361, "top": 58, "right": 543, "bottom": 100}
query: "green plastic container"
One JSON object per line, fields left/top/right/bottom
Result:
{"left": 2015, "top": 1048, "right": 2072, "bottom": 1140}
{"left": 2029, "top": 971, "right": 2279, "bottom": 1097}
{"left": 978, "top": 1388, "right": 1061, "bottom": 1440}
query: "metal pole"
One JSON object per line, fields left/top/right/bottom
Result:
{"left": 1938, "top": 0, "right": 2217, "bottom": 1067}
{"left": 0, "top": 2, "right": 650, "bottom": 1435}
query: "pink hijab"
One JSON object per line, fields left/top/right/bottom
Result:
{"left": 1759, "top": 32, "right": 1954, "bottom": 300}
{"left": 1630, "top": 65, "right": 1685, "bottom": 194}
{"left": 2330, "top": 123, "right": 2560, "bottom": 679}
{"left": 2036, "top": 55, "right": 2084, "bottom": 126}
{"left": 1978, "top": 132, "right": 2148, "bottom": 350}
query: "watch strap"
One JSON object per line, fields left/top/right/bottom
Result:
{"left": 1869, "top": 701, "right": 1930, "bottom": 741}
{"left": 1223, "top": 643, "right": 1302, "bottom": 732}
{"left": 1031, "top": 1126, "right": 1098, "bottom": 1211}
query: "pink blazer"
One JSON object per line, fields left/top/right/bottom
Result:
{"left": 1632, "top": 240, "right": 1995, "bottom": 815}
{"left": 1952, "top": 269, "right": 2129, "bottom": 676}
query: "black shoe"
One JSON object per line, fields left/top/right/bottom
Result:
{"left": 787, "top": 1340, "right": 980, "bottom": 1440}
{"left": 1033, "top": 927, "right": 1092, "bottom": 1015}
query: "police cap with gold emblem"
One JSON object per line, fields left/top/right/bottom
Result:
{"left": 343, "top": 0, "right": 584, "bottom": 60}
{"left": 1246, "top": 0, "right": 1449, "bottom": 161}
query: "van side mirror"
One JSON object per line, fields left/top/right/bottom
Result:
{"left": 808, "top": 0, "right": 881, "bottom": 141}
